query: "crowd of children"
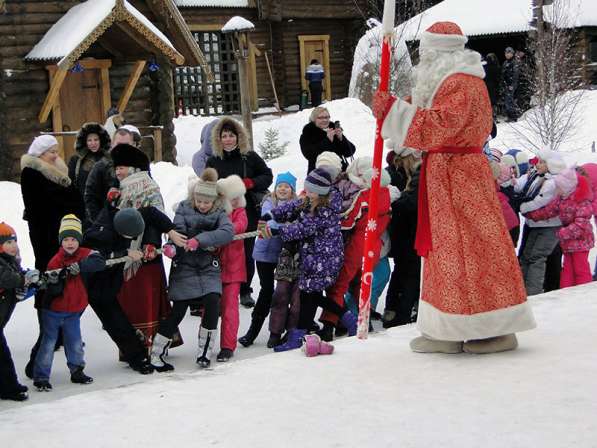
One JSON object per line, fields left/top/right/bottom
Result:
{"left": 2, "top": 114, "right": 596, "bottom": 403}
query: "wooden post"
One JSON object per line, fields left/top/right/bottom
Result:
{"left": 153, "top": 127, "right": 162, "bottom": 162}
{"left": 39, "top": 68, "right": 68, "bottom": 123}
{"left": 237, "top": 33, "right": 254, "bottom": 150}
{"left": 117, "top": 61, "right": 146, "bottom": 113}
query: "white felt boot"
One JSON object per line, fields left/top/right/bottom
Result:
{"left": 463, "top": 334, "right": 518, "bottom": 354}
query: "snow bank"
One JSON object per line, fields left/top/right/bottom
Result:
{"left": 2, "top": 283, "right": 597, "bottom": 447}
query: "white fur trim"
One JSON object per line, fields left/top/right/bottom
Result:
{"left": 20, "top": 154, "right": 71, "bottom": 187}
{"left": 417, "top": 300, "right": 537, "bottom": 342}
{"left": 381, "top": 99, "right": 417, "bottom": 148}
{"left": 420, "top": 31, "right": 467, "bottom": 53}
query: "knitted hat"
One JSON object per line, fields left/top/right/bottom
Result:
{"left": 347, "top": 156, "right": 373, "bottom": 188}
{"left": 28, "top": 135, "right": 58, "bottom": 157}
{"left": 304, "top": 168, "right": 332, "bottom": 195}
{"left": 506, "top": 149, "right": 530, "bottom": 175}
{"left": 393, "top": 145, "right": 421, "bottom": 159}
{"left": 505, "top": 47, "right": 515, "bottom": 54}
{"left": 539, "top": 149, "right": 567, "bottom": 175}
{"left": 193, "top": 167, "right": 219, "bottom": 199}
{"left": 488, "top": 148, "right": 503, "bottom": 164}
{"left": 501, "top": 154, "right": 519, "bottom": 178}
{"left": 0, "top": 222, "right": 17, "bottom": 247}
{"left": 315, "top": 152, "right": 342, "bottom": 179}
{"left": 362, "top": 167, "right": 391, "bottom": 188}
{"left": 111, "top": 143, "right": 150, "bottom": 171}
{"left": 217, "top": 175, "right": 246, "bottom": 207}
{"left": 58, "top": 214, "right": 83, "bottom": 244}
{"left": 119, "top": 124, "right": 141, "bottom": 137}
{"left": 420, "top": 22, "right": 468, "bottom": 53}
{"left": 275, "top": 171, "right": 297, "bottom": 191}
{"left": 114, "top": 208, "right": 145, "bottom": 238}
{"left": 555, "top": 168, "right": 578, "bottom": 198}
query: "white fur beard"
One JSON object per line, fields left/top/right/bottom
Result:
{"left": 411, "top": 49, "right": 482, "bottom": 108}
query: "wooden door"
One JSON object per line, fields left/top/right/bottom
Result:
{"left": 298, "top": 35, "right": 331, "bottom": 102}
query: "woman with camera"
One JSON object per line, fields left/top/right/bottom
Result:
{"left": 299, "top": 107, "right": 356, "bottom": 175}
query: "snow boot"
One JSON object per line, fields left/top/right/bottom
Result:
{"left": 33, "top": 380, "right": 52, "bottom": 392}
{"left": 70, "top": 367, "right": 93, "bottom": 385}
{"left": 128, "top": 357, "right": 154, "bottom": 375}
{"left": 273, "top": 328, "right": 306, "bottom": 352}
{"left": 266, "top": 333, "right": 281, "bottom": 349}
{"left": 317, "top": 323, "right": 334, "bottom": 342}
{"left": 216, "top": 348, "right": 234, "bottom": 362}
{"left": 0, "top": 390, "right": 28, "bottom": 402}
{"left": 239, "top": 293, "right": 255, "bottom": 309}
{"left": 238, "top": 317, "right": 265, "bottom": 347}
{"left": 150, "top": 333, "right": 174, "bottom": 372}
{"left": 303, "top": 334, "right": 335, "bottom": 357}
{"left": 463, "top": 334, "right": 518, "bottom": 354}
{"left": 196, "top": 326, "right": 215, "bottom": 368}
{"left": 410, "top": 335, "right": 463, "bottom": 354}
{"left": 340, "top": 311, "right": 358, "bottom": 337}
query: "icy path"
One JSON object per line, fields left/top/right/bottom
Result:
{"left": 2, "top": 284, "right": 596, "bottom": 447}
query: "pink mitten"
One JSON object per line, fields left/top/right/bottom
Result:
{"left": 186, "top": 238, "right": 199, "bottom": 252}
{"left": 162, "top": 244, "right": 176, "bottom": 259}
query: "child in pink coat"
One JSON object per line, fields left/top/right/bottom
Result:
{"left": 526, "top": 168, "right": 595, "bottom": 288}
{"left": 216, "top": 175, "right": 248, "bottom": 361}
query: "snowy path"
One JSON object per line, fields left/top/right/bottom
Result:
{"left": 2, "top": 283, "right": 596, "bottom": 447}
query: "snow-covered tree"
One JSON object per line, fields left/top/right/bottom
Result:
{"left": 258, "top": 128, "right": 289, "bottom": 161}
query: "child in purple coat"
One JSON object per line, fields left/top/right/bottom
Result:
{"left": 270, "top": 169, "right": 357, "bottom": 352}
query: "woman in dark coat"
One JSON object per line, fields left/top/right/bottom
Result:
{"left": 68, "top": 122, "right": 111, "bottom": 202}
{"left": 383, "top": 148, "right": 421, "bottom": 329}
{"left": 20, "top": 135, "right": 84, "bottom": 377}
{"left": 206, "top": 117, "right": 273, "bottom": 307}
{"left": 299, "top": 106, "right": 356, "bottom": 174}
{"left": 484, "top": 53, "right": 501, "bottom": 115}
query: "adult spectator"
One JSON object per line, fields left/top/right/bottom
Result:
{"left": 515, "top": 50, "right": 532, "bottom": 113}
{"left": 501, "top": 47, "right": 520, "bottom": 122}
{"left": 20, "top": 135, "right": 84, "bottom": 378}
{"left": 192, "top": 119, "right": 219, "bottom": 176}
{"left": 305, "top": 59, "right": 325, "bottom": 107}
{"left": 84, "top": 125, "right": 141, "bottom": 225}
{"left": 483, "top": 53, "right": 501, "bottom": 116}
{"left": 299, "top": 106, "right": 356, "bottom": 174}
{"left": 206, "top": 117, "right": 273, "bottom": 308}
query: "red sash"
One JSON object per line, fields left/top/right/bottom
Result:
{"left": 415, "top": 146, "right": 483, "bottom": 257}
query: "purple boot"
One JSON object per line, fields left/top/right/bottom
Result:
{"left": 273, "top": 328, "right": 306, "bottom": 352}
{"left": 340, "top": 311, "right": 358, "bottom": 337}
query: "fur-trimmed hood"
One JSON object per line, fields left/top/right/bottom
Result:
{"left": 75, "top": 122, "right": 111, "bottom": 158}
{"left": 573, "top": 173, "right": 593, "bottom": 202}
{"left": 20, "top": 154, "right": 71, "bottom": 187}
{"left": 210, "top": 117, "right": 251, "bottom": 158}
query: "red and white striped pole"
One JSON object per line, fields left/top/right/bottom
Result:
{"left": 357, "top": 1, "right": 394, "bottom": 339}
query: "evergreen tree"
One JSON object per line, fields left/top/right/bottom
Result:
{"left": 258, "top": 128, "right": 289, "bottom": 161}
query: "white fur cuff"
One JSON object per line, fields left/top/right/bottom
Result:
{"left": 381, "top": 98, "right": 417, "bottom": 149}
{"left": 420, "top": 31, "right": 467, "bottom": 53}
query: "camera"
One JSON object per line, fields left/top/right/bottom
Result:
{"left": 328, "top": 121, "right": 340, "bottom": 130}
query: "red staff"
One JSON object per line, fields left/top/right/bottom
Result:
{"left": 357, "top": 1, "right": 395, "bottom": 339}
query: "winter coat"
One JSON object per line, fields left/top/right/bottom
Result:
{"left": 333, "top": 175, "right": 364, "bottom": 214}
{"left": 68, "top": 123, "right": 111, "bottom": 200}
{"left": 20, "top": 154, "right": 85, "bottom": 279}
{"left": 517, "top": 172, "right": 561, "bottom": 227}
{"left": 220, "top": 207, "right": 248, "bottom": 284}
{"left": 497, "top": 188, "right": 519, "bottom": 231}
{"left": 84, "top": 157, "right": 117, "bottom": 225}
{"left": 168, "top": 199, "right": 233, "bottom": 301}
{"left": 581, "top": 163, "right": 597, "bottom": 217}
{"left": 389, "top": 166, "right": 420, "bottom": 260}
{"left": 299, "top": 121, "right": 356, "bottom": 174}
{"left": 205, "top": 117, "right": 273, "bottom": 229}
{"left": 305, "top": 63, "right": 325, "bottom": 84}
{"left": 0, "top": 254, "right": 25, "bottom": 319}
{"left": 192, "top": 119, "right": 219, "bottom": 176}
{"left": 501, "top": 59, "right": 519, "bottom": 91}
{"left": 252, "top": 196, "right": 285, "bottom": 263}
{"left": 272, "top": 198, "right": 343, "bottom": 292}
{"left": 484, "top": 61, "right": 501, "bottom": 107}
{"left": 45, "top": 247, "right": 106, "bottom": 313}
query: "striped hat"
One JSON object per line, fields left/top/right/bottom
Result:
{"left": 0, "top": 222, "right": 17, "bottom": 247}
{"left": 304, "top": 168, "right": 332, "bottom": 196}
{"left": 58, "top": 214, "right": 83, "bottom": 244}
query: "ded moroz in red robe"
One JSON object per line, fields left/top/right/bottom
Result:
{"left": 381, "top": 56, "right": 536, "bottom": 341}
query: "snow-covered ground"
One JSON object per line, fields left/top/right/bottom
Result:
{"left": 2, "top": 283, "right": 597, "bottom": 447}
{"left": 1, "top": 95, "right": 597, "bottom": 445}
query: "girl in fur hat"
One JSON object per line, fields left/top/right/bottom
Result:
{"left": 215, "top": 175, "right": 248, "bottom": 362}
{"left": 20, "top": 135, "right": 84, "bottom": 378}
{"left": 151, "top": 168, "right": 234, "bottom": 370}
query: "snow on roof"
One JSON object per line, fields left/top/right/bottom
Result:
{"left": 174, "top": 0, "right": 250, "bottom": 7}
{"left": 26, "top": 0, "right": 176, "bottom": 65}
{"left": 399, "top": 0, "right": 597, "bottom": 41}
{"left": 221, "top": 16, "right": 255, "bottom": 33}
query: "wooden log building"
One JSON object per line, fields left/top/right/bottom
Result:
{"left": 0, "top": 0, "right": 209, "bottom": 181}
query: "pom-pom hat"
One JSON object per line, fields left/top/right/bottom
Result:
{"left": 304, "top": 168, "right": 332, "bottom": 196}
{"left": 58, "top": 214, "right": 83, "bottom": 244}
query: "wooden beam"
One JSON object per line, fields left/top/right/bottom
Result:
{"left": 47, "top": 70, "right": 65, "bottom": 158}
{"left": 100, "top": 68, "right": 112, "bottom": 117}
{"left": 39, "top": 68, "right": 68, "bottom": 123}
{"left": 117, "top": 61, "right": 146, "bottom": 113}
{"left": 153, "top": 128, "right": 162, "bottom": 162}
{"left": 116, "top": 22, "right": 157, "bottom": 56}
{"left": 248, "top": 41, "right": 259, "bottom": 111}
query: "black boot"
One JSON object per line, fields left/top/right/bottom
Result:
{"left": 128, "top": 357, "right": 154, "bottom": 375}
{"left": 238, "top": 317, "right": 265, "bottom": 347}
{"left": 1, "top": 390, "right": 28, "bottom": 401}
{"left": 33, "top": 380, "right": 52, "bottom": 392}
{"left": 71, "top": 367, "right": 94, "bottom": 385}
{"left": 240, "top": 293, "right": 256, "bottom": 309}
{"left": 317, "top": 323, "right": 334, "bottom": 342}
{"left": 266, "top": 333, "right": 281, "bottom": 349}
{"left": 216, "top": 348, "right": 234, "bottom": 362}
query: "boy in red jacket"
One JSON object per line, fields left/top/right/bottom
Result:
{"left": 33, "top": 215, "right": 105, "bottom": 391}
